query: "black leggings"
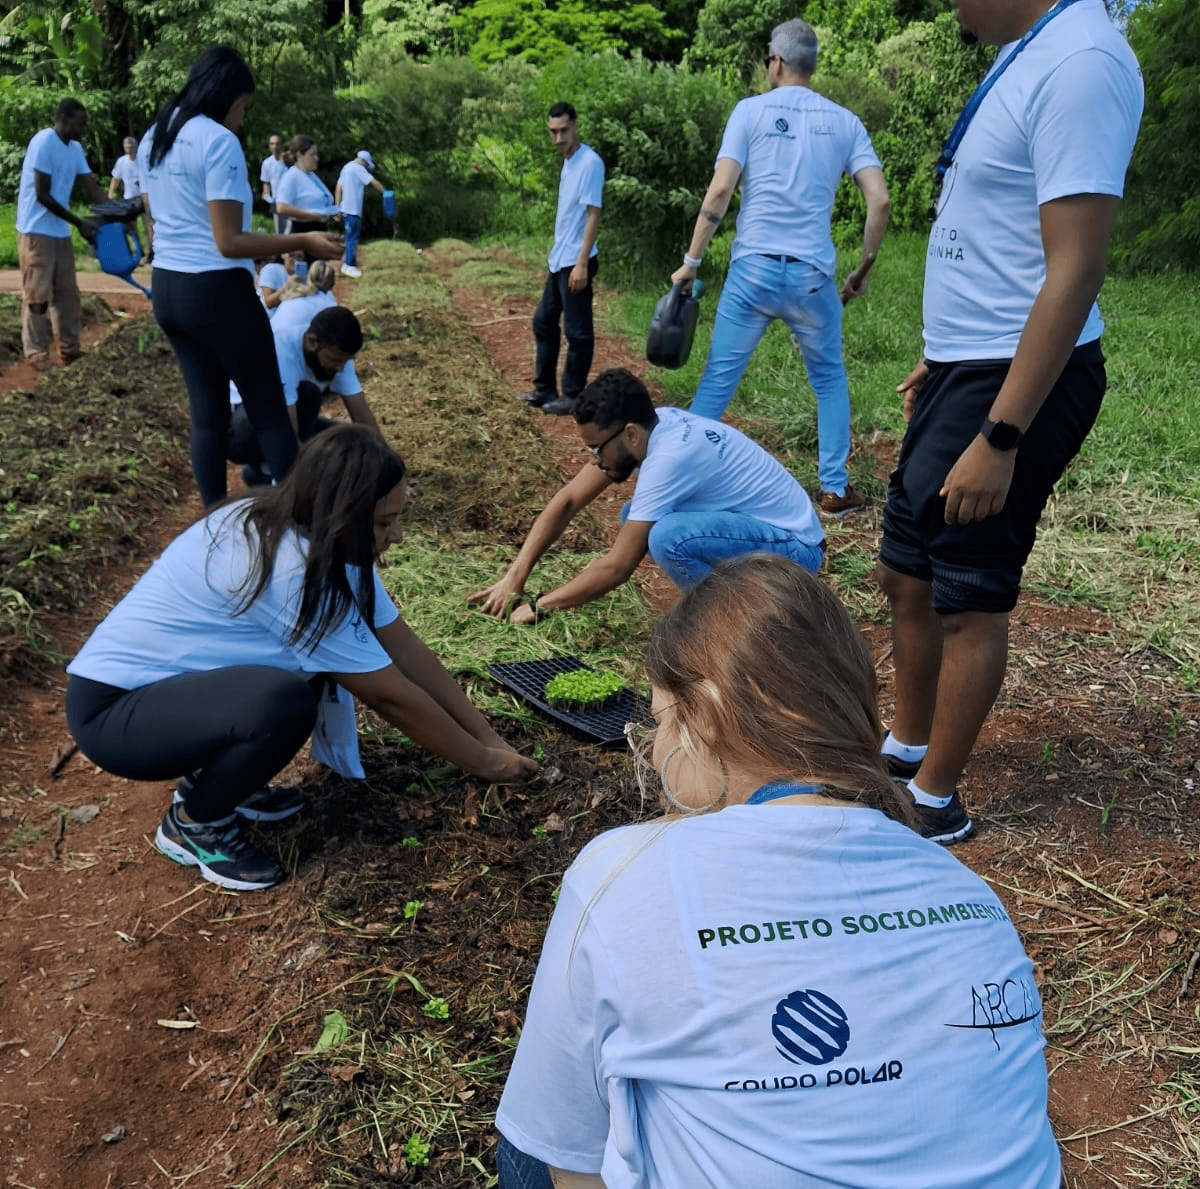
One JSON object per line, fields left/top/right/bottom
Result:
{"left": 152, "top": 266, "right": 298, "bottom": 506}
{"left": 66, "top": 668, "right": 319, "bottom": 823}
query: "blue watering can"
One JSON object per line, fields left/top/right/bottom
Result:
{"left": 90, "top": 198, "right": 152, "bottom": 299}
{"left": 382, "top": 189, "right": 396, "bottom": 219}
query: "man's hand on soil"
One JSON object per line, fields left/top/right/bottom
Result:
{"left": 467, "top": 578, "right": 523, "bottom": 619}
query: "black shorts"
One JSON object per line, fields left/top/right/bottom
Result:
{"left": 879, "top": 340, "right": 1106, "bottom": 615}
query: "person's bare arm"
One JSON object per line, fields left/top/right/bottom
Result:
{"left": 371, "top": 177, "right": 386, "bottom": 194}
{"left": 340, "top": 391, "right": 382, "bottom": 436}
{"left": 334, "top": 619, "right": 537, "bottom": 783}
{"left": 81, "top": 173, "right": 107, "bottom": 205}
{"left": 509, "top": 517, "right": 652, "bottom": 624}
{"left": 468, "top": 464, "right": 611, "bottom": 617}
{"left": 841, "top": 165, "right": 890, "bottom": 303}
{"left": 670, "top": 157, "right": 743, "bottom": 288}
{"left": 939, "top": 193, "right": 1120, "bottom": 524}
{"left": 568, "top": 205, "right": 601, "bottom": 293}
{"left": 333, "top": 181, "right": 343, "bottom": 207}
{"left": 209, "top": 199, "right": 342, "bottom": 261}
{"left": 107, "top": 174, "right": 120, "bottom": 199}
{"left": 34, "top": 171, "right": 97, "bottom": 241}
{"left": 274, "top": 200, "right": 334, "bottom": 223}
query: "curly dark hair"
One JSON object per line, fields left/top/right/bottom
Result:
{"left": 572, "top": 368, "right": 658, "bottom": 433}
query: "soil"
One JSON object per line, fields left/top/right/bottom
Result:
{"left": 1, "top": 247, "right": 1197, "bottom": 1189}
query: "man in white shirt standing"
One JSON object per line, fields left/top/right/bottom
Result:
{"left": 875, "top": 0, "right": 1143, "bottom": 846}
{"left": 673, "top": 19, "right": 891, "bottom": 519}
{"left": 108, "top": 135, "right": 154, "bottom": 262}
{"left": 260, "top": 134, "right": 288, "bottom": 233}
{"left": 334, "top": 149, "right": 385, "bottom": 278}
{"left": 520, "top": 102, "right": 604, "bottom": 416}
{"left": 15, "top": 98, "right": 106, "bottom": 369}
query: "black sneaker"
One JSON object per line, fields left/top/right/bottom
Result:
{"left": 540, "top": 397, "right": 575, "bottom": 416}
{"left": 517, "top": 391, "right": 551, "bottom": 406}
{"left": 240, "top": 463, "right": 272, "bottom": 487}
{"left": 155, "top": 805, "right": 283, "bottom": 890}
{"left": 885, "top": 753, "right": 922, "bottom": 782}
{"left": 175, "top": 777, "right": 305, "bottom": 823}
{"left": 911, "top": 790, "right": 975, "bottom": 846}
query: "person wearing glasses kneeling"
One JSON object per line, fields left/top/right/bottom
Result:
{"left": 495, "top": 553, "right": 1061, "bottom": 1189}
{"left": 469, "top": 367, "right": 825, "bottom": 623}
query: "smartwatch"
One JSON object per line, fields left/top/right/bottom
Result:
{"left": 980, "top": 418, "right": 1023, "bottom": 451}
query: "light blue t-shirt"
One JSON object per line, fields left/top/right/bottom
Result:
{"left": 548, "top": 143, "right": 604, "bottom": 273}
{"left": 718, "top": 88, "right": 880, "bottom": 277}
{"left": 230, "top": 319, "right": 360, "bottom": 408}
{"left": 111, "top": 154, "right": 142, "bottom": 200}
{"left": 260, "top": 154, "right": 288, "bottom": 204}
{"left": 336, "top": 160, "right": 374, "bottom": 216}
{"left": 626, "top": 406, "right": 823, "bottom": 545}
{"left": 274, "top": 165, "right": 337, "bottom": 218}
{"left": 498, "top": 806, "right": 1061, "bottom": 1189}
{"left": 258, "top": 261, "right": 289, "bottom": 311}
{"left": 137, "top": 115, "right": 254, "bottom": 276}
{"left": 16, "top": 128, "right": 91, "bottom": 238}
{"left": 922, "top": 0, "right": 1143, "bottom": 361}
{"left": 271, "top": 291, "right": 337, "bottom": 332}
{"left": 67, "top": 501, "right": 396, "bottom": 690}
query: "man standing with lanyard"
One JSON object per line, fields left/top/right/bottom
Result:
{"left": 673, "top": 19, "right": 890, "bottom": 518}
{"left": 520, "top": 102, "right": 604, "bottom": 416}
{"left": 875, "top": 0, "right": 1143, "bottom": 844}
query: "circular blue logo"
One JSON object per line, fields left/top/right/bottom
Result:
{"left": 772, "top": 989, "right": 850, "bottom": 1065}
{"left": 775, "top": 117, "right": 789, "bottom": 133}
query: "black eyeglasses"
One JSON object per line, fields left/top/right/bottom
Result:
{"left": 584, "top": 427, "right": 624, "bottom": 459}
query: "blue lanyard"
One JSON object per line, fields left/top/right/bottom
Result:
{"left": 746, "top": 781, "right": 824, "bottom": 805}
{"left": 931, "top": 0, "right": 1084, "bottom": 208}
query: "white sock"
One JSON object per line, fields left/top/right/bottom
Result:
{"left": 882, "top": 731, "right": 928, "bottom": 765}
{"left": 907, "top": 779, "right": 952, "bottom": 809}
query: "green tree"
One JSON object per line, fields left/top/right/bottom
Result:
{"left": 1112, "top": 0, "right": 1200, "bottom": 272}
{"left": 687, "top": 0, "right": 794, "bottom": 85}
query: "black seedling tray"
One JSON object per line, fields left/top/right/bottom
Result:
{"left": 488, "top": 657, "right": 651, "bottom": 745}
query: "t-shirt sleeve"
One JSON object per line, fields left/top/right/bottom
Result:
{"left": 277, "top": 338, "right": 303, "bottom": 406}
{"left": 258, "top": 262, "right": 288, "bottom": 291}
{"left": 1029, "top": 48, "right": 1144, "bottom": 205}
{"left": 205, "top": 131, "right": 250, "bottom": 203}
{"left": 31, "top": 133, "right": 59, "bottom": 176}
{"left": 372, "top": 570, "right": 399, "bottom": 629}
{"left": 846, "top": 116, "right": 882, "bottom": 177}
{"left": 331, "top": 358, "right": 362, "bottom": 398}
{"left": 582, "top": 153, "right": 604, "bottom": 208}
{"left": 626, "top": 436, "right": 705, "bottom": 524}
{"left": 715, "top": 102, "right": 751, "bottom": 169}
{"left": 495, "top": 881, "right": 611, "bottom": 1172}
{"left": 274, "top": 168, "right": 298, "bottom": 207}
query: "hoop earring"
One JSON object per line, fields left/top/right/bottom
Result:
{"left": 658, "top": 746, "right": 727, "bottom": 815}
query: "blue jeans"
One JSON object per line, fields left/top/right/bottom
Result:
{"left": 342, "top": 214, "right": 361, "bottom": 266}
{"left": 627, "top": 504, "right": 824, "bottom": 591}
{"left": 690, "top": 254, "right": 852, "bottom": 496}
{"left": 496, "top": 1134, "right": 553, "bottom": 1189}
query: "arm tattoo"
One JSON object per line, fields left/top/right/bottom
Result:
{"left": 699, "top": 206, "right": 722, "bottom": 225}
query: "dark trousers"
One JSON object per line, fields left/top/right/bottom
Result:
{"left": 153, "top": 267, "right": 298, "bottom": 507}
{"left": 496, "top": 1134, "right": 553, "bottom": 1189}
{"left": 532, "top": 256, "right": 598, "bottom": 400}
{"left": 66, "top": 669, "right": 319, "bottom": 823}
{"left": 228, "top": 381, "right": 334, "bottom": 471}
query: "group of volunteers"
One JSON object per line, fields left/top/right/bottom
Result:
{"left": 37, "top": 2, "right": 1147, "bottom": 1186}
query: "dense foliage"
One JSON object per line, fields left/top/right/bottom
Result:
{"left": 0, "top": 0, "right": 1189, "bottom": 276}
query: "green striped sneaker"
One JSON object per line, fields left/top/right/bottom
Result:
{"left": 155, "top": 805, "right": 282, "bottom": 891}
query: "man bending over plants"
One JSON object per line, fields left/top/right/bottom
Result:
{"left": 469, "top": 368, "right": 825, "bottom": 623}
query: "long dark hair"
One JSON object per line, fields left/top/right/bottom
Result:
{"left": 230, "top": 424, "right": 407, "bottom": 648}
{"left": 149, "top": 46, "right": 255, "bottom": 168}
{"left": 645, "top": 553, "right": 917, "bottom": 825}
{"left": 283, "top": 134, "right": 316, "bottom": 168}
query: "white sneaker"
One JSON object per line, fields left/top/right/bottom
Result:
{"left": 341, "top": 263, "right": 362, "bottom": 277}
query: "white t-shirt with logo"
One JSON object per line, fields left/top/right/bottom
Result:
{"left": 260, "top": 154, "right": 288, "bottom": 205}
{"left": 137, "top": 115, "right": 254, "bottom": 276}
{"left": 271, "top": 291, "right": 337, "bottom": 331}
{"left": 627, "top": 406, "right": 823, "bottom": 544}
{"left": 337, "top": 160, "right": 374, "bottom": 216}
{"left": 717, "top": 88, "right": 880, "bottom": 278}
{"left": 111, "top": 154, "right": 142, "bottom": 200}
{"left": 274, "top": 165, "right": 338, "bottom": 218}
{"left": 922, "top": 0, "right": 1143, "bottom": 362}
{"left": 67, "top": 501, "right": 395, "bottom": 690}
{"left": 16, "top": 128, "right": 91, "bottom": 238}
{"left": 548, "top": 144, "right": 604, "bottom": 273}
{"left": 498, "top": 806, "right": 1061, "bottom": 1189}
{"left": 230, "top": 319, "right": 360, "bottom": 408}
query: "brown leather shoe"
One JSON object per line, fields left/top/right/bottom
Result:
{"left": 818, "top": 486, "right": 867, "bottom": 518}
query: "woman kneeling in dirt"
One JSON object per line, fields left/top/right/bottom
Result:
{"left": 65, "top": 425, "right": 537, "bottom": 892}
{"left": 495, "top": 554, "right": 1060, "bottom": 1189}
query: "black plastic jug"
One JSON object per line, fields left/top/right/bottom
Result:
{"left": 646, "top": 280, "right": 704, "bottom": 369}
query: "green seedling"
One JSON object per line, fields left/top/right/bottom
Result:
{"left": 1039, "top": 741, "right": 1056, "bottom": 767}
{"left": 531, "top": 825, "right": 547, "bottom": 840}
{"left": 1099, "top": 789, "right": 1120, "bottom": 827}
{"left": 422, "top": 997, "right": 450, "bottom": 1020}
{"left": 544, "top": 668, "right": 623, "bottom": 709}
{"left": 404, "top": 899, "right": 423, "bottom": 920}
{"left": 405, "top": 1133, "right": 431, "bottom": 1168}
{"left": 401, "top": 835, "right": 420, "bottom": 848}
